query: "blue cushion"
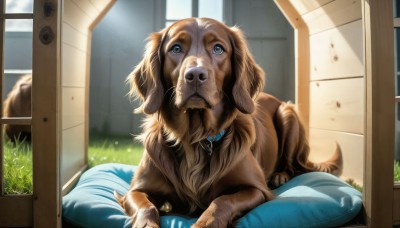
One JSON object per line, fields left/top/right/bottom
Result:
{"left": 63, "top": 163, "right": 362, "bottom": 228}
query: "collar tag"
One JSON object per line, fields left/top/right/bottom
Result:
{"left": 203, "top": 140, "right": 213, "bottom": 156}
{"left": 203, "top": 129, "right": 226, "bottom": 156}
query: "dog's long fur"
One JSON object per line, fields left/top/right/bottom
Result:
{"left": 118, "top": 18, "right": 341, "bottom": 227}
{"left": 3, "top": 74, "right": 32, "bottom": 142}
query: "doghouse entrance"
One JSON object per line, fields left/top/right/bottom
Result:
{"left": 0, "top": 0, "right": 398, "bottom": 226}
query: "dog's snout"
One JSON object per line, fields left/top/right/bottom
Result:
{"left": 184, "top": 67, "right": 208, "bottom": 83}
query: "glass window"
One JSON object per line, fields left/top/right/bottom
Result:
{"left": 5, "top": 0, "right": 34, "bottom": 14}
{"left": 166, "top": 0, "right": 192, "bottom": 21}
{"left": 199, "top": 0, "right": 223, "bottom": 22}
{"left": 165, "top": 0, "right": 224, "bottom": 27}
{"left": 2, "top": 18, "right": 33, "bottom": 195}
{"left": 5, "top": 19, "right": 33, "bottom": 32}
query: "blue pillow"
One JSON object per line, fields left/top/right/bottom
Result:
{"left": 63, "top": 163, "right": 362, "bottom": 228}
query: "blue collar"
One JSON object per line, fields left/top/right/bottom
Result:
{"left": 207, "top": 129, "right": 226, "bottom": 143}
{"left": 203, "top": 129, "right": 226, "bottom": 156}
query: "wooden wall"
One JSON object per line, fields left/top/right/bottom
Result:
{"left": 277, "top": 0, "right": 364, "bottom": 185}
{"left": 61, "top": 0, "right": 115, "bottom": 193}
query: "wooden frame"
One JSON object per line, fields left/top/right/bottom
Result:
{"left": 275, "top": 0, "right": 397, "bottom": 226}
{"left": 0, "top": 0, "right": 398, "bottom": 226}
{"left": 32, "top": 0, "right": 62, "bottom": 226}
{"left": 363, "top": 1, "right": 395, "bottom": 226}
{"left": 0, "top": 0, "right": 61, "bottom": 226}
{"left": 0, "top": 0, "right": 115, "bottom": 227}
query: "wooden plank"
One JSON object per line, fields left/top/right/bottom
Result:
{"left": 61, "top": 124, "right": 86, "bottom": 187}
{"left": 2, "top": 13, "right": 33, "bottom": 19}
{"left": 394, "top": 18, "right": 400, "bottom": 28}
{"left": 63, "top": 22, "right": 87, "bottom": 52}
{"left": 0, "top": 0, "right": 5, "bottom": 196}
{"left": 63, "top": 0, "right": 92, "bottom": 35}
{"left": 0, "top": 117, "right": 32, "bottom": 125}
{"left": 310, "top": 20, "right": 363, "bottom": 80}
{"left": 310, "top": 77, "right": 364, "bottom": 134}
{"left": 309, "top": 128, "right": 364, "bottom": 185}
{"left": 289, "top": 0, "right": 334, "bottom": 15}
{"left": 295, "top": 28, "right": 310, "bottom": 136}
{"left": 62, "top": 87, "right": 85, "bottom": 130}
{"left": 303, "top": 0, "right": 362, "bottom": 35}
{"left": 394, "top": 185, "right": 400, "bottom": 225}
{"left": 275, "top": 0, "right": 304, "bottom": 29}
{"left": 62, "top": 164, "right": 87, "bottom": 196}
{"left": 89, "top": 0, "right": 113, "bottom": 12}
{"left": 72, "top": 0, "right": 99, "bottom": 20}
{"left": 32, "top": 0, "right": 61, "bottom": 227}
{"left": 62, "top": 43, "right": 87, "bottom": 87}
{"left": 363, "top": 0, "right": 395, "bottom": 226}
{"left": 0, "top": 195, "right": 33, "bottom": 227}
{"left": 274, "top": 0, "right": 310, "bottom": 136}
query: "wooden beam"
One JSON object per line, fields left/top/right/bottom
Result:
{"left": 0, "top": 13, "right": 33, "bottom": 19}
{"left": 32, "top": 0, "right": 61, "bottom": 227}
{"left": 0, "top": 117, "right": 32, "bottom": 125}
{"left": 394, "top": 185, "right": 400, "bottom": 225}
{"left": 274, "top": 0, "right": 310, "bottom": 137}
{"left": 0, "top": 195, "right": 33, "bottom": 227}
{"left": 0, "top": 0, "right": 4, "bottom": 197}
{"left": 394, "top": 18, "right": 400, "bottom": 28}
{"left": 363, "top": 0, "right": 395, "bottom": 226}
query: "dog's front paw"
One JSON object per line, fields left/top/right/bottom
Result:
{"left": 192, "top": 208, "right": 229, "bottom": 228}
{"left": 192, "top": 218, "right": 227, "bottom": 228}
{"left": 271, "top": 171, "right": 291, "bottom": 187}
{"left": 132, "top": 206, "right": 160, "bottom": 228}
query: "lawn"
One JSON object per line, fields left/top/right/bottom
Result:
{"left": 87, "top": 134, "right": 143, "bottom": 168}
{"left": 2, "top": 136, "right": 400, "bottom": 195}
{"left": 2, "top": 134, "right": 143, "bottom": 195}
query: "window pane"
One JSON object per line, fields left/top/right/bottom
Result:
{"left": 166, "top": 0, "right": 192, "bottom": 20}
{"left": 5, "top": 19, "right": 33, "bottom": 32}
{"left": 5, "top": 0, "right": 33, "bottom": 14}
{"left": 2, "top": 18, "right": 33, "bottom": 194}
{"left": 199, "top": 0, "right": 223, "bottom": 22}
{"left": 395, "top": 0, "right": 400, "bottom": 18}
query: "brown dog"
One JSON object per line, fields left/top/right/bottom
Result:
{"left": 3, "top": 74, "right": 32, "bottom": 142}
{"left": 118, "top": 18, "right": 341, "bottom": 227}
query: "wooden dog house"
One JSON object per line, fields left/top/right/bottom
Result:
{"left": 0, "top": 0, "right": 398, "bottom": 227}
{"left": 275, "top": 0, "right": 399, "bottom": 226}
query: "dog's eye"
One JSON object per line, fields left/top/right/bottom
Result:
{"left": 212, "top": 44, "right": 224, "bottom": 55}
{"left": 170, "top": 44, "right": 183, "bottom": 53}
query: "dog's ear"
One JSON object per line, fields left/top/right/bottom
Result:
{"left": 128, "top": 32, "right": 165, "bottom": 114}
{"left": 229, "top": 26, "right": 265, "bottom": 114}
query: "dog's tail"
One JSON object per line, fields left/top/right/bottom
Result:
{"left": 275, "top": 102, "right": 343, "bottom": 177}
{"left": 306, "top": 143, "right": 343, "bottom": 176}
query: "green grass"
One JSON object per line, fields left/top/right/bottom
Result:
{"left": 2, "top": 135, "right": 400, "bottom": 195}
{"left": 2, "top": 134, "right": 143, "bottom": 195}
{"left": 395, "top": 161, "right": 400, "bottom": 182}
{"left": 3, "top": 139, "right": 32, "bottom": 195}
{"left": 87, "top": 134, "right": 143, "bottom": 168}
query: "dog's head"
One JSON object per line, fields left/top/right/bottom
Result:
{"left": 129, "top": 18, "right": 264, "bottom": 115}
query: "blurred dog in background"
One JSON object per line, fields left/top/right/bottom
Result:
{"left": 3, "top": 74, "right": 32, "bottom": 142}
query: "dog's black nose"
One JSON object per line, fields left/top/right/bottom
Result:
{"left": 184, "top": 67, "right": 208, "bottom": 83}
